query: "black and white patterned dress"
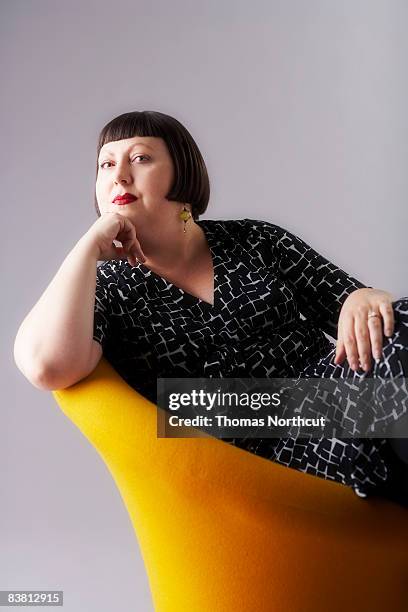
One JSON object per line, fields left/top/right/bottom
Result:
{"left": 93, "top": 218, "right": 408, "bottom": 503}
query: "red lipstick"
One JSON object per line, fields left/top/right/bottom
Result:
{"left": 112, "top": 192, "right": 137, "bottom": 204}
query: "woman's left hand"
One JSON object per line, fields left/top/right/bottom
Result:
{"left": 334, "top": 288, "right": 395, "bottom": 372}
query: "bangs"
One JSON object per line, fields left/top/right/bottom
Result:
{"left": 97, "top": 112, "right": 164, "bottom": 153}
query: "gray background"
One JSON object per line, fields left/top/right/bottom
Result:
{"left": 2, "top": 1, "right": 407, "bottom": 610}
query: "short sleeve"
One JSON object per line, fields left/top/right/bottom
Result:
{"left": 248, "top": 219, "right": 372, "bottom": 339}
{"left": 93, "top": 264, "right": 111, "bottom": 348}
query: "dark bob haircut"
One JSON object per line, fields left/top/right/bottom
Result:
{"left": 94, "top": 110, "right": 210, "bottom": 221}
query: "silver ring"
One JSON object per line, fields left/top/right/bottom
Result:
{"left": 368, "top": 311, "right": 381, "bottom": 319}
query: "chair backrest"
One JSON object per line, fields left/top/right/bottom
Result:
{"left": 53, "top": 357, "right": 408, "bottom": 612}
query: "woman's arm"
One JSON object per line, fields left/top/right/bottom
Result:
{"left": 249, "top": 219, "right": 372, "bottom": 340}
{"left": 13, "top": 234, "right": 102, "bottom": 390}
{"left": 14, "top": 212, "right": 144, "bottom": 390}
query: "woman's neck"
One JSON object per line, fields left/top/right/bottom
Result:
{"left": 140, "top": 220, "right": 204, "bottom": 272}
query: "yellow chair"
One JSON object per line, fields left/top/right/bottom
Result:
{"left": 53, "top": 357, "right": 408, "bottom": 612}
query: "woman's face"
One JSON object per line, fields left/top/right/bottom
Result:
{"left": 95, "top": 136, "right": 176, "bottom": 225}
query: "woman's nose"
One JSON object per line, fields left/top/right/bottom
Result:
{"left": 115, "top": 176, "right": 129, "bottom": 185}
{"left": 113, "top": 162, "right": 132, "bottom": 184}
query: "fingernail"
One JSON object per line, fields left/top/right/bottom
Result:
{"left": 375, "top": 358, "right": 381, "bottom": 365}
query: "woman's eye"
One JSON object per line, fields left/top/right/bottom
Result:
{"left": 99, "top": 155, "right": 148, "bottom": 169}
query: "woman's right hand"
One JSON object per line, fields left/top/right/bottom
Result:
{"left": 84, "top": 212, "right": 146, "bottom": 266}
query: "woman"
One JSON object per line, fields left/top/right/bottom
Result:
{"left": 14, "top": 110, "right": 408, "bottom": 507}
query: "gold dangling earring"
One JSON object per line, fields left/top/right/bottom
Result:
{"left": 179, "top": 204, "right": 192, "bottom": 233}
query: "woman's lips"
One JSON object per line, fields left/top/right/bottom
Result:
{"left": 113, "top": 196, "right": 137, "bottom": 205}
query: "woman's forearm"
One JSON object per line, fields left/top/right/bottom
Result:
{"left": 14, "top": 233, "right": 101, "bottom": 389}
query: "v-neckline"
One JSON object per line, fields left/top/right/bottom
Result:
{"left": 137, "top": 219, "right": 218, "bottom": 308}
